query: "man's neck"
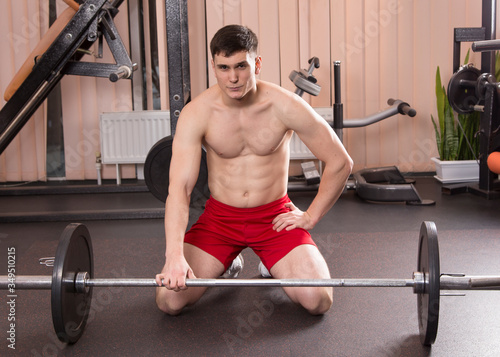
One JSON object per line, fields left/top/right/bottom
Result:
{"left": 221, "top": 81, "right": 259, "bottom": 108}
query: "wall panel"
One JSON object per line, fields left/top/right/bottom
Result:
{"left": 396, "top": 0, "right": 415, "bottom": 172}
{"left": 364, "top": 0, "right": 381, "bottom": 167}
{"left": 378, "top": 0, "right": 399, "bottom": 167}
{"left": 279, "top": 0, "right": 301, "bottom": 94}
{"left": 344, "top": 0, "right": 367, "bottom": 167}
{"left": 187, "top": 0, "right": 207, "bottom": 99}
{"left": 0, "top": 0, "right": 48, "bottom": 182}
{"left": 258, "top": 0, "right": 281, "bottom": 84}
{"left": 309, "top": 0, "right": 332, "bottom": 107}
{"left": 411, "top": 0, "right": 433, "bottom": 172}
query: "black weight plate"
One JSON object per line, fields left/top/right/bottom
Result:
{"left": 51, "top": 223, "right": 93, "bottom": 344}
{"left": 144, "top": 136, "right": 209, "bottom": 204}
{"left": 417, "top": 221, "right": 440, "bottom": 346}
{"left": 447, "top": 66, "right": 481, "bottom": 114}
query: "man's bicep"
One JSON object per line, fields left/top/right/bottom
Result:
{"left": 168, "top": 114, "right": 205, "bottom": 195}
{"left": 294, "top": 113, "right": 345, "bottom": 163}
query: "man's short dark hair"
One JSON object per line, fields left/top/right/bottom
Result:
{"left": 210, "top": 25, "right": 258, "bottom": 58}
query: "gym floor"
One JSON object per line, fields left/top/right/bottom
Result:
{"left": 0, "top": 176, "right": 499, "bottom": 356}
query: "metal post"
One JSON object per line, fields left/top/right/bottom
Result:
{"left": 481, "top": 0, "right": 496, "bottom": 74}
{"left": 165, "top": 0, "right": 191, "bottom": 136}
{"left": 476, "top": 0, "right": 499, "bottom": 194}
{"left": 333, "top": 61, "right": 343, "bottom": 143}
{"left": 127, "top": 0, "right": 147, "bottom": 111}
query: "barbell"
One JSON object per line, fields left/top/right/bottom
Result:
{"left": 1, "top": 222, "right": 499, "bottom": 346}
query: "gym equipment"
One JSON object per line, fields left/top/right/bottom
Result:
{"left": 1, "top": 222, "right": 500, "bottom": 345}
{"left": 349, "top": 166, "right": 435, "bottom": 206}
{"left": 51, "top": 223, "right": 93, "bottom": 344}
{"left": 447, "top": 62, "right": 500, "bottom": 116}
{"left": 143, "top": 136, "right": 209, "bottom": 204}
{"left": 301, "top": 161, "right": 321, "bottom": 185}
{"left": 289, "top": 57, "right": 321, "bottom": 97}
{"left": 447, "top": 64, "right": 482, "bottom": 114}
{"left": 165, "top": 0, "right": 191, "bottom": 135}
{"left": 0, "top": 0, "right": 135, "bottom": 155}
{"left": 488, "top": 151, "right": 500, "bottom": 174}
{"left": 331, "top": 61, "right": 434, "bottom": 205}
{"left": 445, "top": 0, "right": 500, "bottom": 198}
{"left": 291, "top": 57, "right": 322, "bottom": 186}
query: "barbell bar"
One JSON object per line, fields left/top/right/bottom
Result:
{"left": 6, "top": 274, "right": 500, "bottom": 290}
{"left": 1, "top": 221, "right": 499, "bottom": 346}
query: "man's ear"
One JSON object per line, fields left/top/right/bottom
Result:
{"left": 255, "top": 56, "right": 262, "bottom": 75}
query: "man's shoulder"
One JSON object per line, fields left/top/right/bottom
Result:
{"left": 256, "top": 80, "right": 298, "bottom": 112}
{"left": 257, "top": 80, "right": 291, "bottom": 96}
{"left": 182, "top": 86, "right": 219, "bottom": 115}
{"left": 191, "top": 85, "right": 219, "bottom": 104}
{"left": 257, "top": 80, "right": 307, "bottom": 113}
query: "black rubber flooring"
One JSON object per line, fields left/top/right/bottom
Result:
{"left": 0, "top": 177, "right": 499, "bottom": 356}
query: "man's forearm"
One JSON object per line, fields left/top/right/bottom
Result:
{"left": 164, "top": 193, "right": 191, "bottom": 258}
{"left": 306, "top": 158, "right": 352, "bottom": 225}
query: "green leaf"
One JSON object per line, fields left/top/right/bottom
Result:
{"left": 431, "top": 55, "right": 487, "bottom": 161}
{"left": 443, "top": 97, "right": 458, "bottom": 160}
{"left": 457, "top": 110, "right": 480, "bottom": 160}
{"left": 431, "top": 114, "right": 443, "bottom": 159}
{"left": 435, "top": 67, "right": 445, "bottom": 142}
{"left": 496, "top": 52, "right": 500, "bottom": 80}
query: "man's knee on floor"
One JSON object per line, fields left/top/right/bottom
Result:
{"left": 299, "top": 287, "right": 333, "bottom": 315}
{"left": 155, "top": 290, "right": 188, "bottom": 316}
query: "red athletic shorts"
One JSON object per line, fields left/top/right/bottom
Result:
{"left": 184, "top": 195, "right": 317, "bottom": 271}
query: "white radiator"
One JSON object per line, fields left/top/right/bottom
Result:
{"left": 99, "top": 108, "right": 332, "bottom": 164}
{"left": 100, "top": 111, "right": 171, "bottom": 164}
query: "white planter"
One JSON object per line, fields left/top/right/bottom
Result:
{"left": 431, "top": 157, "right": 479, "bottom": 183}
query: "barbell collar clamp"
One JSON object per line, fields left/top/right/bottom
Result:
{"left": 75, "top": 272, "right": 90, "bottom": 294}
{"left": 412, "top": 272, "right": 425, "bottom": 294}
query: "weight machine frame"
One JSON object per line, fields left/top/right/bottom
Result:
{"left": 0, "top": 0, "right": 133, "bottom": 156}
{"left": 445, "top": 0, "right": 500, "bottom": 198}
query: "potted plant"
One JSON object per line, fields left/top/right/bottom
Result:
{"left": 431, "top": 53, "right": 481, "bottom": 183}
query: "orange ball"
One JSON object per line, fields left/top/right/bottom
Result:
{"left": 487, "top": 151, "right": 500, "bottom": 174}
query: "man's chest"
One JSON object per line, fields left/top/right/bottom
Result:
{"left": 203, "top": 112, "right": 290, "bottom": 158}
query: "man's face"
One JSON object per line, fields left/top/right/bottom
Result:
{"left": 212, "top": 50, "right": 262, "bottom": 100}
